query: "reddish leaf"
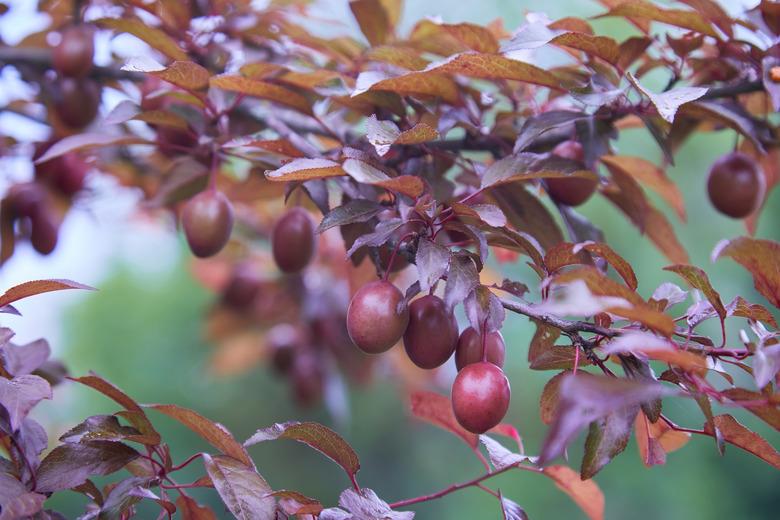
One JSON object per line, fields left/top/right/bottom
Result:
{"left": 147, "top": 404, "right": 251, "bottom": 466}
{"left": 146, "top": 61, "right": 211, "bottom": 91}
{"left": 70, "top": 374, "right": 161, "bottom": 445}
{"left": 210, "top": 75, "right": 312, "bottom": 114}
{"left": 36, "top": 441, "right": 140, "bottom": 493}
{"left": 374, "top": 176, "right": 425, "bottom": 198}
{"left": 0, "top": 280, "right": 93, "bottom": 308}
{"left": 726, "top": 296, "right": 778, "bottom": 329}
{"left": 721, "top": 389, "right": 780, "bottom": 431}
{"left": 244, "top": 421, "right": 360, "bottom": 483}
{"left": 35, "top": 134, "right": 152, "bottom": 164}
{"left": 354, "top": 70, "right": 460, "bottom": 103}
{"left": 96, "top": 18, "right": 188, "bottom": 60}
{"left": 203, "top": 454, "right": 274, "bottom": 520}
{"left": 492, "top": 185, "right": 565, "bottom": 252}
{"left": 597, "top": 0, "right": 718, "bottom": 37}
{"left": 409, "top": 391, "right": 478, "bottom": 448}
{"left": 543, "top": 465, "right": 604, "bottom": 520}
{"left": 540, "top": 371, "right": 569, "bottom": 425}
{"left": 350, "top": 0, "right": 392, "bottom": 46}
{"left": 712, "top": 237, "right": 780, "bottom": 308}
{"left": 600, "top": 155, "right": 686, "bottom": 220}
{"left": 664, "top": 264, "right": 726, "bottom": 321}
{"left": 528, "top": 321, "right": 589, "bottom": 371}
{"left": 576, "top": 242, "right": 638, "bottom": 290}
{"left": 416, "top": 238, "right": 450, "bottom": 294}
{"left": 437, "top": 22, "right": 500, "bottom": 53}
{"left": 265, "top": 158, "right": 345, "bottom": 182}
{"left": 431, "top": 53, "right": 562, "bottom": 91}
{"left": 551, "top": 32, "right": 620, "bottom": 65}
{"left": 634, "top": 411, "right": 690, "bottom": 467}
{"left": 271, "top": 490, "right": 323, "bottom": 516}
{"left": 627, "top": 74, "right": 708, "bottom": 124}
{"left": 703, "top": 415, "right": 780, "bottom": 469}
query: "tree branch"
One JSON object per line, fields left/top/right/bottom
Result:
{"left": 500, "top": 297, "right": 621, "bottom": 338}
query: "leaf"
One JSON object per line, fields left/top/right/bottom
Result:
{"left": 150, "top": 61, "right": 211, "bottom": 91}
{"left": 430, "top": 52, "right": 562, "bottom": 90}
{"left": 726, "top": 297, "right": 778, "bottom": 329}
{"left": 210, "top": 75, "right": 312, "bottom": 114}
{"left": 346, "top": 218, "right": 404, "bottom": 257}
{"left": 599, "top": 155, "right": 686, "bottom": 220}
{"left": 353, "top": 70, "right": 460, "bottom": 103}
{"left": 350, "top": 0, "right": 392, "bottom": 46}
{"left": 35, "top": 134, "right": 151, "bottom": 164}
{"left": 96, "top": 18, "right": 188, "bottom": 60}
{"left": 543, "top": 465, "right": 604, "bottom": 520}
{"left": 721, "top": 389, "right": 780, "bottom": 431}
{"left": 664, "top": 265, "right": 726, "bottom": 321}
{"left": 1, "top": 338, "right": 50, "bottom": 377}
{"left": 436, "top": 22, "right": 500, "bottom": 54}
{"left": 271, "top": 490, "right": 323, "bottom": 516}
{"left": 539, "top": 373, "right": 674, "bottom": 466}
{"left": 203, "top": 454, "right": 275, "bottom": 520}
{"left": 71, "top": 374, "right": 161, "bottom": 445}
{"left": 0, "top": 492, "right": 45, "bottom": 520}
{"left": 479, "top": 435, "right": 526, "bottom": 470}
{"left": 492, "top": 184, "right": 565, "bottom": 251}
{"left": 318, "top": 200, "right": 384, "bottom": 233}
{"left": 581, "top": 405, "right": 639, "bottom": 479}
{"left": 374, "top": 176, "right": 425, "bottom": 198}
{"left": 464, "top": 285, "right": 505, "bottom": 334}
{"left": 557, "top": 241, "right": 638, "bottom": 290}
{"left": 552, "top": 32, "right": 620, "bottom": 65}
{"left": 627, "top": 74, "right": 708, "bottom": 124}
{"left": 444, "top": 253, "right": 480, "bottom": 312}
{"left": 245, "top": 421, "right": 360, "bottom": 483}
{"left": 528, "top": 321, "right": 587, "bottom": 371}
{"left": 634, "top": 411, "right": 690, "bottom": 467}
{"left": 0, "top": 375, "right": 51, "bottom": 431}
{"left": 59, "top": 415, "right": 143, "bottom": 444}
{"left": 146, "top": 404, "right": 252, "bottom": 466}
{"left": 409, "top": 391, "right": 478, "bottom": 448}
{"left": 596, "top": 0, "right": 718, "bottom": 37}
{"left": 0, "top": 279, "right": 93, "bottom": 308}
{"left": 712, "top": 237, "right": 780, "bottom": 308}
{"left": 513, "top": 111, "right": 587, "bottom": 153}
{"left": 35, "top": 441, "right": 140, "bottom": 493}
{"left": 416, "top": 239, "right": 450, "bottom": 294}
{"left": 337, "top": 488, "right": 414, "bottom": 520}
{"left": 680, "top": 100, "right": 772, "bottom": 152}
{"left": 176, "top": 494, "right": 217, "bottom": 520}
{"left": 499, "top": 492, "right": 529, "bottom": 520}
{"left": 704, "top": 415, "right": 780, "bottom": 469}
{"left": 540, "top": 371, "right": 569, "bottom": 425}
{"left": 266, "top": 158, "right": 345, "bottom": 182}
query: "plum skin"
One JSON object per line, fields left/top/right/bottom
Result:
{"left": 451, "top": 362, "right": 511, "bottom": 434}
{"left": 403, "top": 295, "right": 458, "bottom": 369}
{"left": 347, "top": 280, "right": 409, "bottom": 354}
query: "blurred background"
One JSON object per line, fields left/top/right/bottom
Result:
{"left": 1, "top": 0, "right": 778, "bottom": 518}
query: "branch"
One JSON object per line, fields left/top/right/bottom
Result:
{"left": 500, "top": 297, "right": 621, "bottom": 338}
{"left": 389, "top": 462, "right": 539, "bottom": 509}
{"left": 0, "top": 46, "right": 142, "bottom": 81}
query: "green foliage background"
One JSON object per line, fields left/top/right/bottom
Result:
{"left": 39, "top": 1, "right": 780, "bottom": 518}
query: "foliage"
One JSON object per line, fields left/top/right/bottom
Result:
{"left": 1, "top": 0, "right": 780, "bottom": 518}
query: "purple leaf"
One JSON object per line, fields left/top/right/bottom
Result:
{"left": 203, "top": 454, "right": 275, "bottom": 520}
{"left": 444, "top": 254, "right": 479, "bottom": 312}
{"left": 499, "top": 491, "right": 529, "bottom": 520}
{"left": 245, "top": 421, "right": 360, "bottom": 484}
{"left": 416, "top": 239, "right": 450, "bottom": 294}
{"left": 480, "top": 435, "right": 526, "bottom": 470}
{"left": 317, "top": 200, "right": 385, "bottom": 233}
{"left": 0, "top": 491, "right": 45, "bottom": 520}
{"left": 0, "top": 374, "right": 52, "bottom": 431}
{"left": 464, "top": 285, "right": 505, "bottom": 334}
{"left": 580, "top": 405, "right": 639, "bottom": 479}
{"left": 60, "top": 415, "right": 142, "bottom": 444}
{"left": 539, "top": 373, "right": 674, "bottom": 466}
{"left": 35, "top": 441, "right": 140, "bottom": 493}
{"left": 0, "top": 473, "right": 27, "bottom": 504}
{"left": 1, "top": 339, "right": 51, "bottom": 377}
{"left": 346, "top": 219, "right": 404, "bottom": 257}
{"left": 337, "top": 488, "right": 414, "bottom": 520}
{"left": 754, "top": 343, "right": 780, "bottom": 390}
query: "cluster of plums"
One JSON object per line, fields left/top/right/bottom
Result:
{"left": 50, "top": 25, "right": 101, "bottom": 130}
{"left": 346, "top": 281, "right": 510, "bottom": 434}
{"left": 2, "top": 140, "right": 89, "bottom": 257}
